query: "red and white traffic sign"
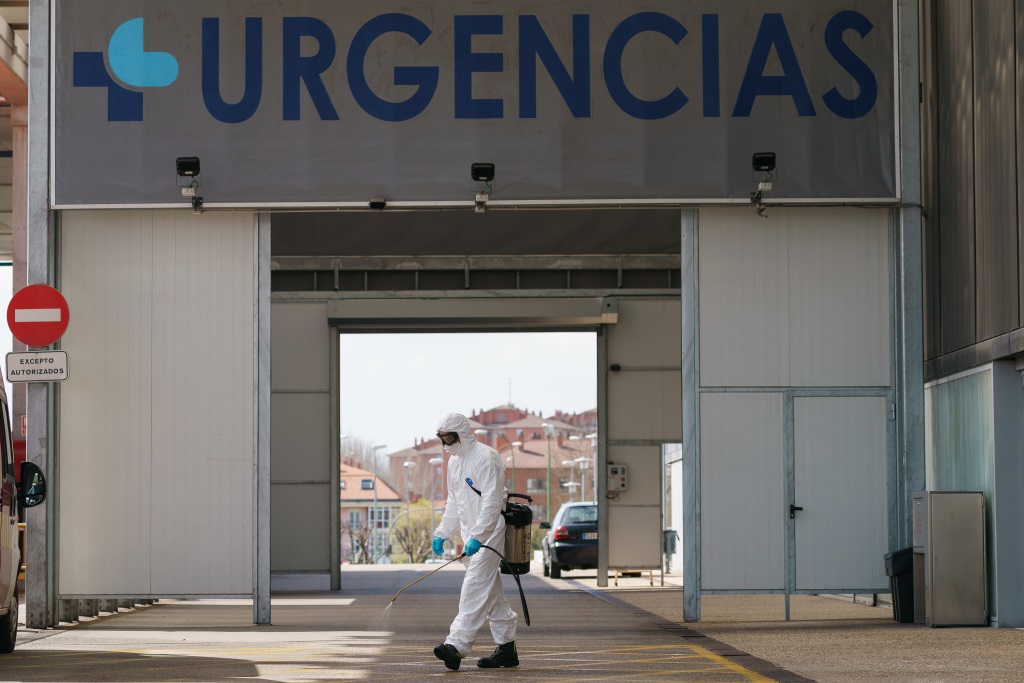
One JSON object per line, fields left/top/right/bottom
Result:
{"left": 7, "top": 284, "right": 70, "bottom": 347}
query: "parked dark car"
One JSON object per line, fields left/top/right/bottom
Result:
{"left": 540, "top": 502, "right": 597, "bottom": 578}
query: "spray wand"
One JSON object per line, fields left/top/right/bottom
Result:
{"left": 389, "top": 552, "right": 467, "bottom": 604}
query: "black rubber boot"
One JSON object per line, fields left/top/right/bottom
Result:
{"left": 477, "top": 641, "right": 519, "bottom": 668}
{"left": 434, "top": 642, "right": 463, "bottom": 671}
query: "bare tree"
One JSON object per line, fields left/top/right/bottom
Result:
{"left": 391, "top": 507, "right": 435, "bottom": 563}
{"left": 342, "top": 520, "right": 376, "bottom": 564}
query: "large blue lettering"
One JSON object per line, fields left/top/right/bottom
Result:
{"left": 282, "top": 17, "right": 339, "bottom": 121}
{"left": 202, "top": 18, "right": 263, "bottom": 124}
{"left": 733, "top": 14, "right": 815, "bottom": 117}
{"left": 603, "top": 13, "right": 687, "bottom": 120}
{"left": 822, "top": 10, "right": 878, "bottom": 119}
{"left": 347, "top": 14, "right": 438, "bottom": 122}
{"left": 519, "top": 15, "right": 590, "bottom": 118}
{"left": 455, "top": 15, "right": 504, "bottom": 119}
{"left": 702, "top": 15, "right": 720, "bottom": 117}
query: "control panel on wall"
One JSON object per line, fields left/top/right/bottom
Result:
{"left": 607, "top": 464, "right": 628, "bottom": 491}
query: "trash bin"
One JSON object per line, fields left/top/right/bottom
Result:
{"left": 884, "top": 547, "right": 914, "bottom": 623}
{"left": 662, "top": 529, "right": 679, "bottom": 555}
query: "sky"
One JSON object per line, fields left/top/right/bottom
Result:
{"left": 339, "top": 331, "right": 597, "bottom": 455}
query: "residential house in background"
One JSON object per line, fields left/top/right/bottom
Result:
{"left": 339, "top": 464, "right": 402, "bottom": 563}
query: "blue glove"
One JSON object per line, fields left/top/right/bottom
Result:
{"left": 432, "top": 537, "right": 445, "bottom": 556}
{"left": 465, "top": 538, "right": 481, "bottom": 556}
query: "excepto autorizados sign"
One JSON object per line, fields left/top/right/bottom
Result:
{"left": 6, "top": 351, "right": 70, "bottom": 383}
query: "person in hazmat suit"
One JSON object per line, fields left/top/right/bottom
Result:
{"left": 431, "top": 412, "right": 519, "bottom": 670}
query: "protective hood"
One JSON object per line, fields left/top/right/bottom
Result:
{"left": 437, "top": 412, "right": 477, "bottom": 456}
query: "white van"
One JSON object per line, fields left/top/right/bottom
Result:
{"left": 0, "top": 382, "right": 46, "bottom": 653}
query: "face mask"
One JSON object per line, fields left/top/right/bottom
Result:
{"left": 444, "top": 440, "right": 466, "bottom": 456}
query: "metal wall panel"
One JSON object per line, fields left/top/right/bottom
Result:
{"left": 606, "top": 446, "right": 662, "bottom": 569}
{"left": 699, "top": 207, "right": 890, "bottom": 387}
{"left": 59, "top": 210, "right": 255, "bottom": 596}
{"left": 788, "top": 211, "right": 890, "bottom": 387}
{"left": 973, "top": 0, "right": 1019, "bottom": 341}
{"left": 921, "top": 0, "right": 942, "bottom": 361}
{"left": 270, "top": 301, "right": 332, "bottom": 574}
{"left": 700, "top": 393, "right": 785, "bottom": 591}
{"left": 602, "top": 297, "right": 681, "bottom": 578}
{"left": 935, "top": 0, "right": 976, "bottom": 354}
{"left": 270, "top": 485, "right": 332, "bottom": 572}
{"left": 606, "top": 299, "right": 682, "bottom": 442}
{"left": 1018, "top": 0, "right": 1024, "bottom": 332}
{"left": 794, "top": 397, "right": 888, "bottom": 591}
{"left": 698, "top": 208, "right": 790, "bottom": 387}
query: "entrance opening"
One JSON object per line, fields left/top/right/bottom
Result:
{"left": 339, "top": 331, "right": 597, "bottom": 566}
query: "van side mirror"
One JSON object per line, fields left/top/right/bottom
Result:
{"left": 18, "top": 461, "right": 46, "bottom": 508}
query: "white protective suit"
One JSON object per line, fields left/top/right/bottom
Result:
{"left": 433, "top": 413, "right": 518, "bottom": 656}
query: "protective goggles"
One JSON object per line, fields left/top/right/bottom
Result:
{"left": 437, "top": 432, "right": 460, "bottom": 446}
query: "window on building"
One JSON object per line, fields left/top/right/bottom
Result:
{"left": 526, "top": 478, "right": 543, "bottom": 493}
{"left": 369, "top": 506, "right": 391, "bottom": 529}
{"left": 348, "top": 510, "right": 361, "bottom": 527}
{"left": 361, "top": 479, "right": 373, "bottom": 490}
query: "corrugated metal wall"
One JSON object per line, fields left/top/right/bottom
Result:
{"left": 59, "top": 210, "right": 256, "bottom": 596}
{"left": 923, "top": 0, "right": 1024, "bottom": 376}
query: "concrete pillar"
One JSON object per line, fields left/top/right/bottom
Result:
{"left": 97, "top": 599, "right": 119, "bottom": 613}
{"left": 26, "top": 0, "right": 54, "bottom": 630}
{"left": 77, "top": 599, "right": 98, "bottom": 618}
{"left": 57, "top": 599, "right": 78, "bottom": 623}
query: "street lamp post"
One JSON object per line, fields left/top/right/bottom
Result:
{"left": 370, "top": 443, "right": 387, "bottom": 561}
{"left": 561, "top": 459, "right": 577, "bottom": 502}
{"left": 429, "top": 456, "right": 443, "bottom": 534}
{"left": 542, "top": 423, "right": 555, "bottom": 522}
{"left": 575, "top": 457, "right": 591, "bottom": 501}
{"left": 403, "top": 460, "right": 416, "bottom": 561}
{"left": 507, "top": 441, "right": 522, "bottom": 492}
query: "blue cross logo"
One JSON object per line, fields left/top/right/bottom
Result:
{"left": 73, "top": 18, "right": 179, "bottom": 121}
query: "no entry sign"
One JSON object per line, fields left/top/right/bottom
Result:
{"left": 7, "top": 284, "right": 70, "bottom": 347}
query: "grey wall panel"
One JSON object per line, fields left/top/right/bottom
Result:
{"left": 606, "top": 446, "right": 662, "bottom": 569}
{"left": 607, "top": 371, "right": 682, "bottom": 442}
{"left": 700, "top": 393, "right": 785, "bottom": 591}
{"left": 794, "top": 397, "right": 888, "bottom": 591}
{"left": 936, "top": 0, "right": 976, "bottom": 354}
{"left": 700, "top": 207, "right": 890, "bottom": 388}
{"left": 271, "top": 394, "right": 331, "bottom": 483}
{"left": 698, "top": 209, "right": 790, "bottom": 387}
{"left": 59, "top": 210, "right": 256, "bottom": 596}
{"left": 271, "top": 301, "right": 333, "bottom": 573}
{"left": 606, "top": 299, "right": 682, "bottom": 442}
{"left": 973, "top": 0, "right": 1019, "bottom": 341}
{"left": 271, "top": 302, "right": 330, "bottom": 392}
{"left": 271, "top": 485, "right": 331, "bottom": 572}
{"left": 787, "top": 211, "right": 891, "bottom": 387}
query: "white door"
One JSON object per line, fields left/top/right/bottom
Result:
{"left": 793, "top": 396, "right": 889, "bottom": 591}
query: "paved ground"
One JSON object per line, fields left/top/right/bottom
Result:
{"left": 6, "top": 563, "right": 1023, "bottom": 682}
{"left": 565, "top": 569, "right": 1024, "bottom": 683}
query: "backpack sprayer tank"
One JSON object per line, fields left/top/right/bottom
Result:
{"left": 500, "top": 493, "right": 533, "bottom": 574}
